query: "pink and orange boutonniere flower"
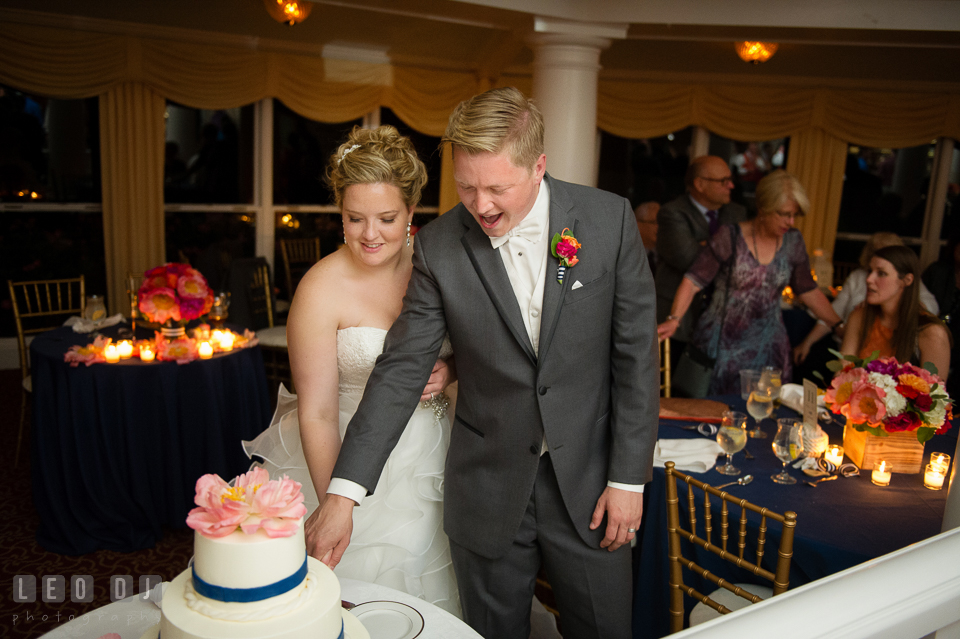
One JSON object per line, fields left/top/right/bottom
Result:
{"left": 551, "top": 227, "right": 581, "bottom": 284}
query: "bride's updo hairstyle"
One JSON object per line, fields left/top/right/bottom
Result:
{"left": 325, "top": 126, "right": 427, "bottom": 210}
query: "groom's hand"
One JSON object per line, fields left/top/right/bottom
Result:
{"left": 305, "top": 494, "right": 356, "bottom": 568}
{"left": 590, "top": 486, "right": 644, "bottom": 551}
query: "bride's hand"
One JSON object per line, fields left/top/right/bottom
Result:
{"left": 420, "top": 357, "right": 456, "bottom": 401}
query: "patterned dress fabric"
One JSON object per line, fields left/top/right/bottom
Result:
{"left": 686, "top": 225, "right": 817, "bottom": 395}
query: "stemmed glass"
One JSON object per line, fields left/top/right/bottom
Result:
{"left": 772, "top": 418, "right": 804, "bottom": 484}
{"left": 716, "top": 411, "right": 748, "bottom": 476}
{"left": 746, "top": 384, "right": 774, "bottom": 439}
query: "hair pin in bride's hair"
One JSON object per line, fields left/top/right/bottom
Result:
{"left": 338, "top": 144, "right": 361, "bottom": 165}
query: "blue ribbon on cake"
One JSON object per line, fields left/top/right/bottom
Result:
{"left": 192, "top": 552, "right": 309, "bottom": 603}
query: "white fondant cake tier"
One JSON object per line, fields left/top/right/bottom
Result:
{"left": 139, "top": 607, "right": 369, "bottom": 639}
{"left": 159, "top": 556, "right": 353, "bottom": 639}
{"left": 193, "top": 522, "right": 306, "bottom": 591}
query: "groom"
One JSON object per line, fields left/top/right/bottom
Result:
{"left": 311, "top": 87, "right": 659, "bottom": 638}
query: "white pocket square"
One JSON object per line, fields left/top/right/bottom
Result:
{"left": 571, "top": 280, "right": 583, "bottom": 290}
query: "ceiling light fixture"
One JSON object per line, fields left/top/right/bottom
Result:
{"left": 263, "top": 0, "right": 313, "bottom": 26}
{"left": 736, "top": 41, "right": 778, "bottom": 64}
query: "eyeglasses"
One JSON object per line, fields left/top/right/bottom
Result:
{"left": 699, "top": 176, "right": 734, "bottom": 186}
{"left": 774, "top": 210, "right": 800, "bottom": 220}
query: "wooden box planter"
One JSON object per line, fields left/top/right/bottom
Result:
{"left": 842, "top": 425, "right": 925, "bottom": 474}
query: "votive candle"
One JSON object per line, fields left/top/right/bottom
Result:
{"left": 930, "top": 453, "right": 951, "bottom": 472}
{"left": 924, "top": 463, "right": 946, "bottom": 490}
{"left": 824, "top": 445, "right": 844, "bottom": 467}
{"left": 198, "top": 341, "right": 214, "bottom": 359}
{"left": 117, "top": 340, "right": 133, "bottom": 359}
{"left": 219, "top": 331, "right": 235, "bottom": 352}
{"left": 212, "top": 329, "right": 224, "bottom": 346}
{"left": 871, "top": 460, "right": 892, "bottom": 486}
{"left": 140, "top": 345, "right": 155, "bottom": 362}
{"left": 104, "top": 344, "right": 120, "bottom": 363}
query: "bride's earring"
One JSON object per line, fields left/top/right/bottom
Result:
{"left": 406, "top": 222, "right": 412, "bottom": 247}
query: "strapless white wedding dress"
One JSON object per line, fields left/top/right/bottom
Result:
{"left": 243, "top": 327, "right": 460, "bottom": 616}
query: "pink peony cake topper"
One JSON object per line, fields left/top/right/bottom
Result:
{"left": 186, "top": 468, "right": 306, "bottom": 538}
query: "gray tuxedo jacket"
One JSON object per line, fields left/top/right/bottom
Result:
{"left": 332, "top": 175, "right": 660, "bottom": 559}
{"left": 654, "top": 194, "right": 746, "bottom": 342}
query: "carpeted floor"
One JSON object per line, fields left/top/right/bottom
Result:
{"left": 0, "top": 369, "right": 194, "bottom": 638}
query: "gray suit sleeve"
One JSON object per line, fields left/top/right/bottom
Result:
{"left": 331, "top": 241, "right": 447, "bottom": 493}
{"left": 608, "top": 199, "right": 660, "bottom": 485}
{"left": 656, "top": 202, "right": 702, "bottom": 274}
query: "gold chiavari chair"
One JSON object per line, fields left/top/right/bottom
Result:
{"left": 8, "top": 277, "right": 86, "bottom": 466}
{"left": 660, "top": 337, "right": 671, "bottom": 398}
{"left": 249, "top": 262, "right": 292, "bottom": 397}
{"left": 278, "top": 238, "right": 321, "bottom": 301}
{"left": 665, "top": 461, "right": 798, "bottom": 631}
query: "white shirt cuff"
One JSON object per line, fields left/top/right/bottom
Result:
{"left": 327, "top": 478, "right": 367, "bottom": 506}
{"left": 607, "top": 481, "right": 645, "bottom": 494}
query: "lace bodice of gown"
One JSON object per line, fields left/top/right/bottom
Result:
{"left": 337, "top": 326, "right": 453, "bottom": 396}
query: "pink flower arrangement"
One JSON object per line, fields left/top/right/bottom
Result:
{"left": 64, "top": 335, "right": 111, "bottom": 367}
{"left": 186, "top": 468, "right": 307, "bottom": 539}
{"left": 824, "top": 352, "right": 953, "bottom": 443}
{"left": 138, "top": 263, "right": 213, "bottom": 326}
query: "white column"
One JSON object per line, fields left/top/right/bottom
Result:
{"left": 253, "top": 98, "right": 275, "bottom": 274}
{"left": 528, "top": 21, "right": 623, "bottom": 187}
{"left": 690, "top": 126, "right": 711, "bottom": 160}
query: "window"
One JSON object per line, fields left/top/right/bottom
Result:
{"left": 597, "top": 128, "right": 694, "bottom": 207}
{"left": 708, "top": 134, "right": 789, "bottom": 215}
{"left": 0, "top": 85, "right": 105, "bottom": 337}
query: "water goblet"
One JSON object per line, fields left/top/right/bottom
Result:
{"left": 746, "top": 385, "right": 774, "bottom": 439}
{"left": 716, "top": 411, "right": 748, "bottom": 476}
{"left": 760, "top": 366, "right": 782, "bottom": 410}
{"left": 772, "top": 418, "right": 804, "bottom": 484}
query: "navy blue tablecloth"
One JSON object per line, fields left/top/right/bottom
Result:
{"left": 632, "top": 395, "right": 954, "bottom": 639}
{"left": 30, "top": 325, "right": 272, "bottom": 555}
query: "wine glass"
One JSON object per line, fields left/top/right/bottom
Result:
{"left": 771, "top": 418, "right": 804, "bottom": 484}
{"left": 746, "top": 385, "right": 774, "bottom": 439}
{"left": 716, "top": 411, "right": 748, "bottom": 476}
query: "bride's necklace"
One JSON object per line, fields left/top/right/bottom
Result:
{"left": 752, "top": 221, "right": 780, "bottom": 264}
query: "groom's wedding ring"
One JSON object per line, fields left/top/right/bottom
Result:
{"left": 627, "top": 528, "right": 637, "bottom": 533}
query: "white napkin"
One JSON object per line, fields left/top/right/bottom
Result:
{"left": 779, "top": 383, "right": 826, "bottom": 414}
{"left": 64, "top": 314, "right": 125, "bottom": 333}
{"left": 654, "top": 439, "right": 724, "bottom": 473}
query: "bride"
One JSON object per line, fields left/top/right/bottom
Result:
{"left": 244, "top": 125, "right": 460, "bottom": 615}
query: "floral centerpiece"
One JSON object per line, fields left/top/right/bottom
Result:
{"left": 186, "top": 468, "right": 306, "bottom": 538}
{"left": 138, "top": 263, "right": 214, "bottom": 336}
{"left": 824, "top": 351, "right": 953, "bottom": 473}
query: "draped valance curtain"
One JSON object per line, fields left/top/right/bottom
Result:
{"left": 2, "top": 22, "right": 958, "bottom": 310}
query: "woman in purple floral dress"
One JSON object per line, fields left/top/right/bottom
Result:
{"left": 658, "top": 171, "right": 841, "bottom": 395}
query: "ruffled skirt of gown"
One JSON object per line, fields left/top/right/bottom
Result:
{"left": 243, "top": 382, "right": 461, "bottom": 617}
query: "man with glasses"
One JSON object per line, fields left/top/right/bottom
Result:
{"left": 655, "top": 156, "right": 746, "bottom": 372}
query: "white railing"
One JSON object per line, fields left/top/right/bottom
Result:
{"left": 669, "top": 526, "right": 960, "bottom": 639}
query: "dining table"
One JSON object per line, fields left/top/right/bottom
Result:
{"left": 632, "top": 394, "right": 955, "bottom": 639}
{"left": 29, "top": 323, "right": 272, "bottom": 555}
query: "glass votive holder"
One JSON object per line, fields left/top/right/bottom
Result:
{"left": 139, "top": 345, "right": 156, "bottom": 362}
{"left": 104, "top": 344, "right": 120, "bottom": 364}
{"left": 198, "top": 341, "right": 214, "bottom": 360}
{"left": 924, "top": 463, "right": 947, "bottom": 490}
{"left": 824, "top": 445, "right": 844, "bottom": 467}
{"left": 871, "top": 460, "right": 892, "bottom": 486}
{"left": 117, "top": 340, "right": 134, "bottom": 359}
{"left": 930, "top": 453, "right": 951, "bottom": 472}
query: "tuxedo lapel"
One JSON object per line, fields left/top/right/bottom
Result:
{"left": 537, "top": 177, "right": 577, "bottom": 370}
{"left": 459, "top": 209, "right": 537, "bottom": 364}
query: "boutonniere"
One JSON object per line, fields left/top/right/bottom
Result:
{"left": 550, "top": 228, "right": 581, "bottom": 284}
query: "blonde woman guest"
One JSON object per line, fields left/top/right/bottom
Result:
{"left": 658, "top": 170, "right": 841, "bottom": 395}
{"left": 244, "top": 125, "right": 460, "bottom": 614}
{"left": 794, "top": 232, "right": 939, "bottom": 364}
{"left": 841, "top": 244, "right": 950, "bottom": 377}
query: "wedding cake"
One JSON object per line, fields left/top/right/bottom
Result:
{"left": 140, "top": 469, "right": 368, "bottom": 639}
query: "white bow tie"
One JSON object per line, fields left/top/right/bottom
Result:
{"left": 489, "top": 215, "right": 543, "bottom": 249}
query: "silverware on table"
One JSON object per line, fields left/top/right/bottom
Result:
{"left": 714, "top": 475, "right": 754, "bottom": 490}
{"left": 743, "top": 448, "right": 755, "bottom": 460}
{"left": 805, "top": 475, "right": 839, "bottom": 487}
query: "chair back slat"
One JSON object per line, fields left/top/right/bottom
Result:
{"left": 279, "top": 238, "right": 321, "bottom": 300}
{"left": 660, "top": 337, "right": 671, "bottom": 397}
{"left": 249, "top": 264, "right": 274, "bottom": 329}
{"left": 8, "top": 277, "right": 86, "bottom": 380}
{"left": 665, "top": 462, "right": 798, "bottom": 632}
